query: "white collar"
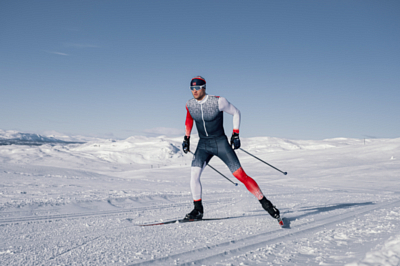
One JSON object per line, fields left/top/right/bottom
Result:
{"left": 196, "top": 94, "right": 208, "bottom": 104}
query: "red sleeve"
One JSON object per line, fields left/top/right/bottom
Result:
{"left": 185, "top": 105, "right": 194, "bottom": 137}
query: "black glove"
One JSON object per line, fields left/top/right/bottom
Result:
{"left": 230, "top": 133, "right": 241, "bottom": 150}
{"left": 182, "top": 136, "right": 190, "bottom": 153}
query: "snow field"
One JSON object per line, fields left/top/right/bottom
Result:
{"left": 1, "top": 134, "right": 400, "bottom": 265}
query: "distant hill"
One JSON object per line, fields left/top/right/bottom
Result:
{"left": 0, "top": 130, "right": 84, "bottom": 146}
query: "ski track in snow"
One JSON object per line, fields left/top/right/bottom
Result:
{"left": 1, "top": 133, "right": 400, "bottom": 265}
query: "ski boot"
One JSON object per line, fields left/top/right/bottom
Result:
{"left": 259, "top": 197, "right": 280, "bottom": 219}
{"left": 184, "top": 200, "right": 204, "bottom": 220}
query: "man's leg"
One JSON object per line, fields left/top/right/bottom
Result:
{"left": 216, "top": 136, "right": 264, "bottom": 200}
{"left": 190, "top": 162, "right": 207, "bottom": 201}
{"left": 185, "top": 146, "right": 213, "bottom": 219}
{"left": 216, "top": 136, "right": 280, "bottom": 219}
{"left": 232, "top": 167, "right": 264, "bottom": 200}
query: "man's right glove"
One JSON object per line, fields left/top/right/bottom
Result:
{"left": 182, "top": 136, "right": 190, "bottom": 153}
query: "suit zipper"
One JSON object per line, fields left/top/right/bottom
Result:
{"left": 200, "top": 104, "right": 208, "bottom": 136}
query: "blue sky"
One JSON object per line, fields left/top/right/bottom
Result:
{"left": 1, "top": 0, "right": 399, "bottom": 140}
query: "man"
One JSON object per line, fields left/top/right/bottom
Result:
{"left": 182, "top": 76, "right": 280, "bottom": 221}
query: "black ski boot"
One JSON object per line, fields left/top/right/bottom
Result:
{"left": 260, "top": 197, "right": 280, "bottom": 219}
{"left": 184, "top": 200, "right": 204, "bottom": 220}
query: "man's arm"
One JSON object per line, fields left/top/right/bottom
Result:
{"left": 218, "top": 97, "right": 241, "bottom": 134}
{"left": 185, "top": 105, "right": 194, "bottom": 137}
{"left": 182, "top": 105, "right": 193, "bottom": 154}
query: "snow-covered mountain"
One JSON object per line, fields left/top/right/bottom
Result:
{"left": 0, "top": 129, "right": 370, "bottom": 167}
{"left": 0, "top": 130, "right": 82, "bottom": 145}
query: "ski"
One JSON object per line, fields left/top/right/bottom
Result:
{"left": 138, "top": 216, "right": 286, "bottom": 227}
{"left": 138, "top": 217, "right": 230, "bottom": 227}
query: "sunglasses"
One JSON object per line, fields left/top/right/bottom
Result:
{"left": 190, "top": 85, "right": 206, "bottom": 91}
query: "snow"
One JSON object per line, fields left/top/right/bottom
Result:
{"left": 1, "top": 130, "right": 400, "bottom": 265}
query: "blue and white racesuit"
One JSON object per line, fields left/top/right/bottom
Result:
{"left": 185, "top": 94, "right": 265, "bottom": 202}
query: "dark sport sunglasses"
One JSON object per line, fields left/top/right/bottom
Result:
{"left": 190, "top": 85, "right": 206, "bottom": 91}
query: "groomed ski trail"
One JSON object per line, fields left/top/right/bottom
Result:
{"left": 130, "top": 199, "right": 400, "bottom": 266}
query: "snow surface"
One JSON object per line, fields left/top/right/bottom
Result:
{"left": 1, "top": 131, "right": 400, "bottom": 265}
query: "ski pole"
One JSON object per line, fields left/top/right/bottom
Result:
{"left": 189, "top": 151, "right": 238, "bottom": 186}
{"left": 239, "top": 148, "right": 288, "bottom": 175}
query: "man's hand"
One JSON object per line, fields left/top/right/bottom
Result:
{"left": 182, "top": 136, "right": 190, "bottom": 153}
{"left": 230, "top": 133, "right": 240, "bottom": 150}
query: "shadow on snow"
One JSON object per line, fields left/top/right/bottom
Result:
{"left": 281, "top": 201, "right": 375, "bottom": 229}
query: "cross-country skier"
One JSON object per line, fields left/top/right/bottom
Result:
{"left": 182, "top": 76, "right": 281, "bottom": 221}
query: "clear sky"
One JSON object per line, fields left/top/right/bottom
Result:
{"left": 1, "top": 0, "right": 399, "bottom": 140}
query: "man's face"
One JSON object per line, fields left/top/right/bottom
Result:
{"left": 191, "top": 87, "right": 206, "bottom": 101}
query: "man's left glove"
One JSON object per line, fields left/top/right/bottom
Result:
{"left": 182, "top": 136, "right": 190, "bottom": 153}
{"left": 230, "top": 133, "right": 241, "bottom": 150}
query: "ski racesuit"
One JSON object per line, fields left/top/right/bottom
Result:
{"left": 185, "top": 94, "right": 265, "bottom": 201}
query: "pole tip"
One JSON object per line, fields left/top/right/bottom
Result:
{"left": 235, "top": 183, "right": 238, "bottom": 186}
{"left": 284, "top": 172, "right": 288, "bottom": 175}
